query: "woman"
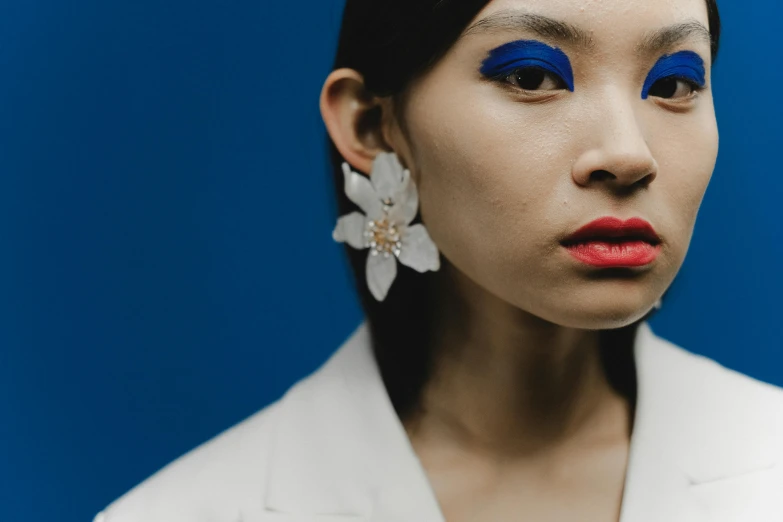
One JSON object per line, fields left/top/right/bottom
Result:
{"left": 94, "top": 0, "right": 783, "bottom": 521}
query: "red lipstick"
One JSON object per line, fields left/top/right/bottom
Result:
{"left": 561, "top": 217, "right": 661, "bottom": 268}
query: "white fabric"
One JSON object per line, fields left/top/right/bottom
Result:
{"left": 95, "top": 321, "right": 783, "bottom": 522}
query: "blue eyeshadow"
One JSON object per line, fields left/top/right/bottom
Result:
{"left": 642, "top": 50, "right": 706, "bottom": 99}
{"left": 480, "top": 40, "right": 575, "bottom": 92}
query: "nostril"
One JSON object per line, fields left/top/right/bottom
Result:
{"left": 633, "top": 171, "right": 656, "bottom": 187}
{"left": 589, "top": 170, "right": 616, "bottom": 182}
{"left": 588, "top": 168, "right": 656, "bottom": 186}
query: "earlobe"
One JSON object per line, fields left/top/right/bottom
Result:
{"left": 320, "top": 68, "right": 390, "bottom": 175}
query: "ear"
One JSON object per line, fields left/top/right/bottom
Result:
{"left": 319, "top": 68, "right": 395, "bottom": 175}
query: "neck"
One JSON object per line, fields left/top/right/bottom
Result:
{"left": 402, "top": 263, "right": 637, "bottom": 460}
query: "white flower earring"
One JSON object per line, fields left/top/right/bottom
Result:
{"left": 332, "top": 152, "right": 441, "bottom": 301}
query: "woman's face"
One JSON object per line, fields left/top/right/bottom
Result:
{"left": 390, "top": 0, "right": 718, "bottom": 328}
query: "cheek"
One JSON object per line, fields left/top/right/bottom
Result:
{"left": 403, "top": 89, "right": 579, "bottom": 277}
{"left": 411, "top": 98, "right": 568, "bottom": 273}
{"left": 653, "top": 107, "right": 718, "bottom": 253}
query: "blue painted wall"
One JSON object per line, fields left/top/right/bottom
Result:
{"left": 0, "top": 1, "right": 780, "bottom": 521}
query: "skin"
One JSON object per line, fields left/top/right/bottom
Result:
{"left": 320, "top": 0, "right": 718, "bottom": 520}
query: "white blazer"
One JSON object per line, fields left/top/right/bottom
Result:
{"left": 94, "top": 321, "right": 783, "bottom": 522}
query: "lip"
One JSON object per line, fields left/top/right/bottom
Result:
{"left": 561, "top": 217, "right": 662, "bottom": 268}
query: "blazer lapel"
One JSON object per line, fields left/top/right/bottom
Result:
{"left": 261, "top": 321, "right": 445, "bottom": 522}
{"left": 261, "top": 321, "right": 780, "bottom": 522}
{"left": 619, "top": 323, "right": 781, "bottom": 522}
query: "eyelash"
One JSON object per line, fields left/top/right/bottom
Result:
{"left": 649, "top": 75, "right": 706, "bottom": 99}
{"left": 494, "top": 67, "right": 567, "bottom": 94}
{"left": 495, "top": 67, "right": 705, "bottom": 100}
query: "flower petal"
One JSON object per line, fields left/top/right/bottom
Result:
{"left": 343, "top": 162, "right": 382, "bottom": 218}
{"left": 366, "top": 251, "right": 397, "bottom": 301}
{"left": 370, "top": 152, "right": 406, "bottom": 202}
{"left": 398, "top": 224, "right": 440, "bottom": 273}
{"left": 333, "top": 212, "right": 368, "bottom": 250}
{"left": 388, "top": 169, "right": 419, "bottom": 226}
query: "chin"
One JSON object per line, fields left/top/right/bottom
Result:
{"left": 532, "top": 293, "right": 658, "bottom": 330}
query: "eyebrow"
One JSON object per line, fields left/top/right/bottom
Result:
{"left": 460, "top": 9, "right": 712, "bottom": 57}
{"left": 461, "top": 10, "right": 595, "bottom": 49}
{"left": 635, "top": 21, "right": 712, "bottom": 56}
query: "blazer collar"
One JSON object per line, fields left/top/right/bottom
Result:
{"left": 262, "top": 321, "right": 780, "bottom": 521}
{"left": 262, "top": 320, "right": 444, "bottom": 520}
{"left": 617, "top": 323, "right": 780, "bottom": 521}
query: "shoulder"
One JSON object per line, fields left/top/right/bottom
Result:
{"left": 652, "top": 328, "right": 783, "bottom": 415}
{"left": 94, "top": 398, "right": 283, "bottom": 522}
{"left": 641, "top": 325, "right": 783, "bottom": 468}
{"left": 92, "top": 324, "right": 370, "bottom": 522}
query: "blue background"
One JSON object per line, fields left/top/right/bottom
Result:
{"left": 0, "top": 1, "right": 780, "bottom": 521}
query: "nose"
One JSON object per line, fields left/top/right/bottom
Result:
{"left": 571, "top": 92, "right": 658, "bottom": 190}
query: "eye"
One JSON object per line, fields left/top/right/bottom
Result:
{"left": 648, "top": 76, "right": 704, "bottom": 100}
{"left": 503, "top": 66, "right": 568, "bottom": 92}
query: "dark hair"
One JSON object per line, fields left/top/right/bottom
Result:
{"left": 327, "top": 0, "right": 722, "bottom": 422}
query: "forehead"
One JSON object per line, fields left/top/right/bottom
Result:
{"left": 469, "top": 0, "right": 711, "bottom": 50}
